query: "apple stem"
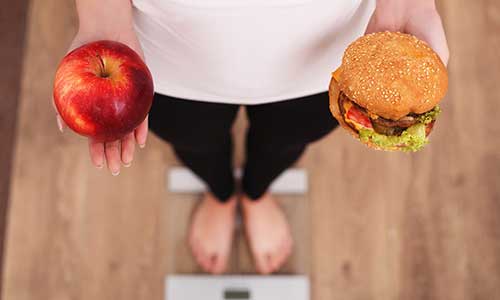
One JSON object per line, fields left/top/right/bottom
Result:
{"left": 96, "top": 54, "right": 109, "bottom": 78}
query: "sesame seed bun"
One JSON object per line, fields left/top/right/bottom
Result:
{"left": 337, "top": 31, "right": 448, "bottom": 120}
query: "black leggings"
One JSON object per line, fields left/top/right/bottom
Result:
{"left": 149, "top": 92, "right": 338, "bottom": 202}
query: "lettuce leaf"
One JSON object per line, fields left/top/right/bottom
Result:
{"left": 359, "top": 123, "right": 428, "bottom": 152}
{"left": 357, "top": 106, "right": 441, "bottom": 152}
{"left": 416, "top": 105, "right": 441, "bottom": 125}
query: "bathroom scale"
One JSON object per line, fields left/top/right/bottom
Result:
{"left": 165, "top": 166, "right": 310, "bottom": 300}
{"left": 168, "top": 167, "right": 308, "bottom": 194}
{"left": 166, "top": 275, "right": 309, "bottom": 300}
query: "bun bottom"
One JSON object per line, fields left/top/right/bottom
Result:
{"left": 328, "top": 74, "right": 400, "bottom": 151}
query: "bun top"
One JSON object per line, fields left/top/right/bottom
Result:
{"left": 337, "top": 31, "right": 448, "bottom": 120}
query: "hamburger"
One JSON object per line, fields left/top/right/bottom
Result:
{"left": 329, "top": 31, "right": 448, "bottom": 152}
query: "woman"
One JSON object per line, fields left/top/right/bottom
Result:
{"left": 55, "top": 0, "right": 449, "bottom": 274}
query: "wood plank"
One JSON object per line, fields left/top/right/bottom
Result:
{"left": 0, "top": 0, "right": 30, "bottom": 296}
{"left": 442, "top": 0, "right": 500, "bottom": 299}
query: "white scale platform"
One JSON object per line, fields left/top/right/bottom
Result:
{"left": 166, "top": 167, "right": 310, "bottom": 300}
{"left": 166, "top": 275, "right": 309, "bottom": 300}
{"left": 168, "top": 167, "right": 308, "bottom": 195}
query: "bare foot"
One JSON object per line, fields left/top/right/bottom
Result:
{"left": 188, "top": 192, "right": 237, "bottom": 274}
{"left": 240, "top": 193, "right": 293, "bottom": 274}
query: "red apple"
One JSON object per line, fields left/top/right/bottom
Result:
{"left": 53, "top": 40, "right": 154, "bottom": 142}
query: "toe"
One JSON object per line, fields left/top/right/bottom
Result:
{"left": 285, "top": 238, "right": 294, "bottom": 257}
{"left": 269, "top": 247, "right": 285, "bottom": 272}
{"left": 273, "top": 239, "right": 292, "bottom": 271}
{"left": 199, "top": 253, "right": 213, "bottom": 273}
{"left": 205, "top": 253, "right": 217, "bottom": 273}
{"left": 269, "top": 253, "right": 281, "bottom": 273}
{"left": 211, "top": 253, "right": 228, "bottom": 274}
{"left": 282, "top": 237, "right": 293, "bottom": 257}
{"left": 255, "top": 252, "right": 273, "bottom": 275}
{"left": 191, "top": 239, "right": 212, "bottom": 272}
{"left": 281, "top": 239, "right": 293, "bottom": 265}
{"left": 189, "top": 238, "right": 201, "bottom": 260}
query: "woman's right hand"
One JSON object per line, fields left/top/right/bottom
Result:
{"left": 54, "top": 25, "right": 149, "bottom": 176}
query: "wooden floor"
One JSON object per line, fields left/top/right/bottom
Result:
{"left": 0, "top": 0, "right": 30, "bottom": 296}
{"left": 2, "top": 0, "right": 500, "bottom": 299}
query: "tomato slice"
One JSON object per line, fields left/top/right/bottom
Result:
{"left": 425, "top": 120, "right": 435, "bottom": 137}
{"left": 346, "top": 106, "right": 373, "bottom": 129}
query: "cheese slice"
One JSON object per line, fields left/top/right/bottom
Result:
{"left": 332, "top": 68, "right": 341, "bottom": 81}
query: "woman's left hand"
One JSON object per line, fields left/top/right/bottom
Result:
{"left": 365, "top": 0, "right": 449, "bottom": 66}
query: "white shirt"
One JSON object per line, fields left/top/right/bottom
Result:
{"left": 132, "top": 0, "right": 375, "bottom": 105}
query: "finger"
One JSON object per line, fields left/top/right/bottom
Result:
{"left": 52, "top": 100, "right": 67, "bottom": 132}
{"left": 406, "top": 12, "right": 449, "bottom": 66}
{"left": 364, "top": 9, "right": 401, "bottom": 35}
{"left": 88, "top": 139, "right": 105, "bottom": 169}
{"left": 105, "top": 140, "right": 121, "bottom": 176}
{"left": 121, "top": 132, "right": 135, "bottom": 167}
{"left": 135, "top": 115, "right": 149, "bottom": 148}
{"left": 51, "top": 97, "right": 59, "bottom": 112}
{"left": 419, "top": 22, "right": 449, "bottom": 66}
{"left": 364, "top": 13, "right": 378, "bottom": 34}
{"left": 56, "top": 115, "right": 66, "bottom": 133}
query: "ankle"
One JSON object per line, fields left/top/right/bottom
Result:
{"left": 240, "top": 192, "right": 271, "bottom": 207}
{"left": 205, "top": 192, "right": 238, "bottom": 207}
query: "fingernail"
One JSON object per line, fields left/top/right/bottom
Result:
{"left": 139, "top": 143, "right": 146, "bottom": 149}
{"left": 96, "top": 164, "right": 103, "bottom": 169}
{"left": 111, "top": 170, "right": 120, "bottom": 176}
{"left": 56, "top": 117, "right": 64, "bottom": 133}
{"left": 123, "top": 162, "right": 132, "bottom": 168}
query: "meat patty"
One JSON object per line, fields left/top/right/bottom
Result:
{"left": 371, "top": 122, "right": 405, "bottom": 136}
{"left": 338, "top": 92, "right": 419, "bottom": 136}
{"left": 371, "top": 115, "right": 418, "bottom": 129}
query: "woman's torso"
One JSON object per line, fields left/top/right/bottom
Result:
{"left": 132, "top": 0, "right": 375, "bottom": 104}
